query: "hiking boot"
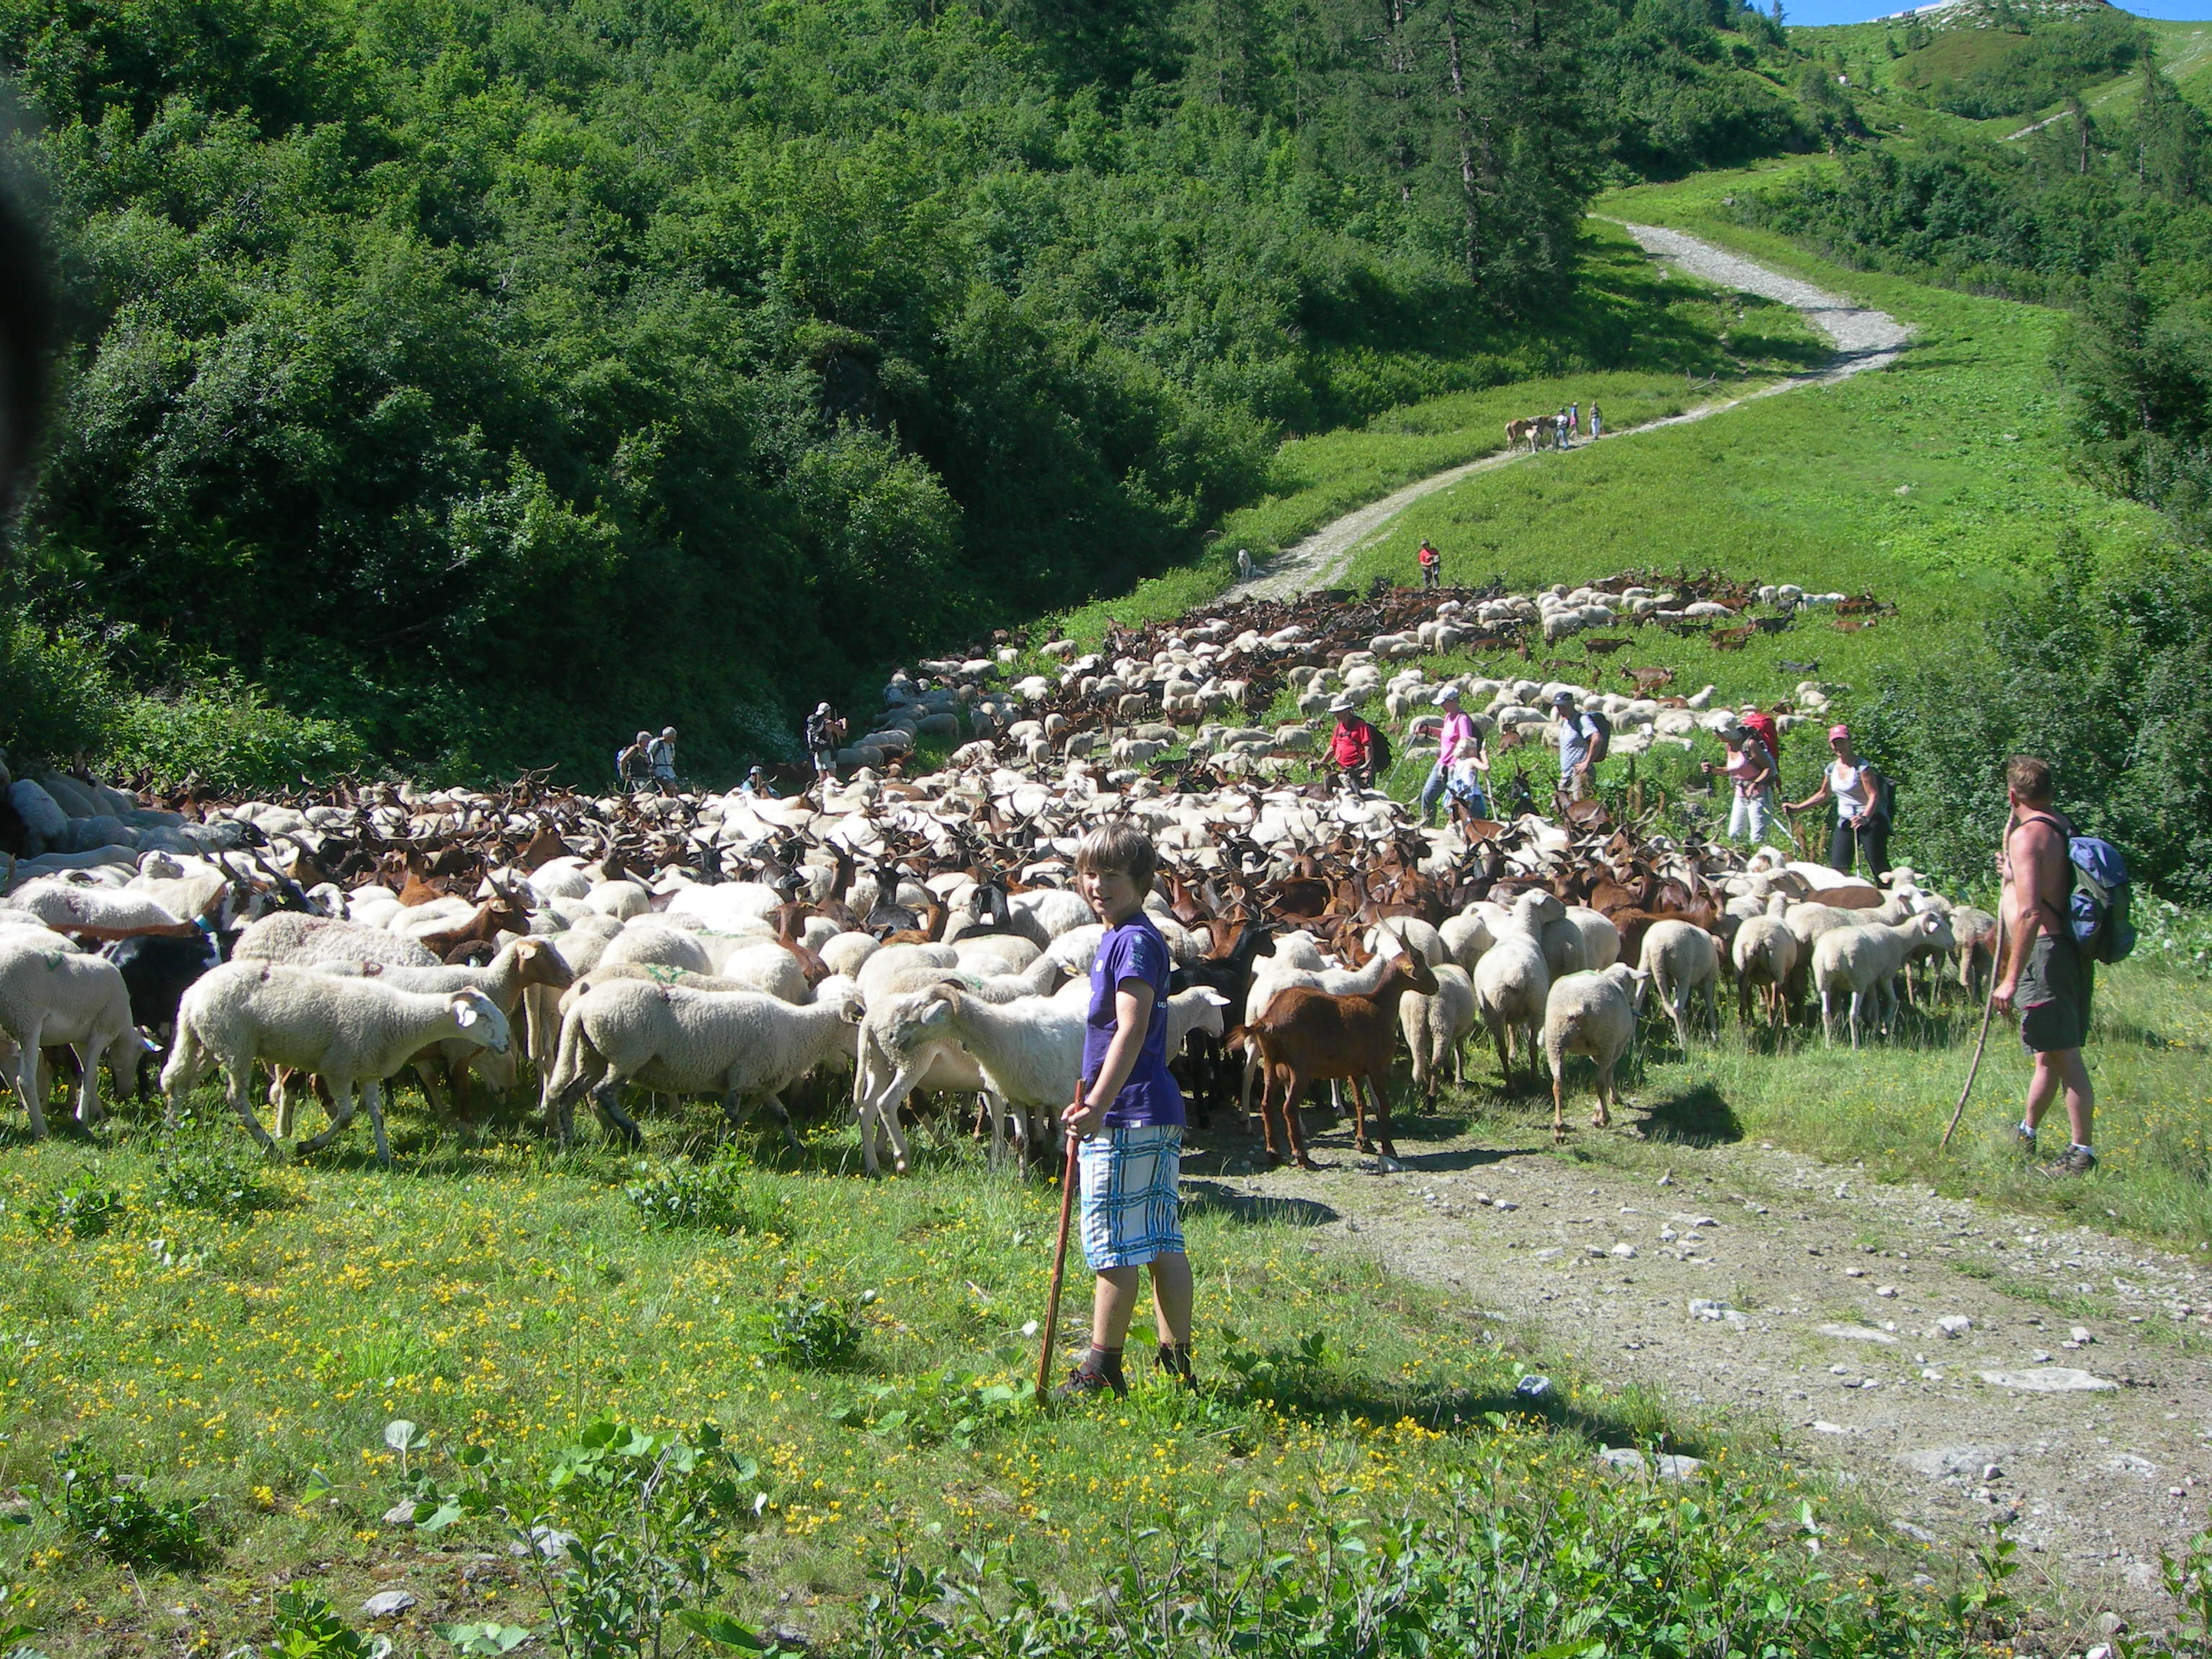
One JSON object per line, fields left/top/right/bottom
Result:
{"left": 1156, "top": 1342, "right": 1195, "bottom": 1389}
{"left": 2039, "top": 1146, "right": 2097, "bottom": 1178}
{"left": 1053, "top": 1349, "right": 1127, "bottom": 1401}
{"left": 2014, "top": 1124, "right": 2038, "bottom": 1158}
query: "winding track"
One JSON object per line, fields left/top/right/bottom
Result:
{"left": 1231, "top": 222, "right": 1910, "bottom": 601}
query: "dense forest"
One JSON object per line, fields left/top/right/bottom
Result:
{"left": 0, "top": 0, "right": 1812, "bottom": 783}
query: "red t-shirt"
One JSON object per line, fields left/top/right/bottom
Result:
{"left": 1418, "top": 545, "right": 1438, "bottom": 567}
{"left": 1331, "top": 719, "right": 1375, "bottom": 769}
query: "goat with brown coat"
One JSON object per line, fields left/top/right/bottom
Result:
{"left": 1249, "top": 948, "right": 1436, "bottom": 1169}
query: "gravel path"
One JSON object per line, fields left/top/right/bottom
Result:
{"left": 1232, "top": 222, "right": 1910, "bottom": 601}
{"left": 1190, "top": 1118, "right": 2208, "bottom": 1629}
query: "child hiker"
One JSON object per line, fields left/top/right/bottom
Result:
{"left": 1056, "top": 823, "right": 1194, "bottom": 1398}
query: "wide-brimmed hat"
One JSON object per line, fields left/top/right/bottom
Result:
{"left": 1329, "top": 694, "right": 1357, "bottom": 714}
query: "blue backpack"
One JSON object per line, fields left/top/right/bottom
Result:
{"left": 2065, "top": 835, "right": 2135, "bottom": 964}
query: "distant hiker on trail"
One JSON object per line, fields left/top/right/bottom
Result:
{"left": 1418, "top": 686, "right": 1488, "bottom": 826}
{"left": 1556, "top": 408, "right": 1573, "bottom": 449}
{"left": 616, "top": 731, "right": 653, "bottom": 793}
{"left": 1552, "top": 691, "right": 1607, "bottom": 802}
{"left": 1786, "top": 723, "right": 1889, "bottom": 879}
{"left": 1702, "top": 727, "right": 1776, "bottom": 845}
{"left": 1992, "top": 755, "right": 2096, "bottom": 1177}
{"left": 806, "top": 703, "right": 845, "bottom": 788}
{"left": 1328, "top": 695, "right": 1380, "bottom": 792}
{"left": 1569, "top": 402, "right": 1580, "bottom": 439}
{"left": 739, "top": 765, "right": 776, "bottom": 799}
{"left": 1588, "top": 402, "right": 1602, "bottom": 440}
{"left": 1236, "top": 547, "right": 1254, "bottom": 580}
{"left": 648, "top": 726, "right": 678, "bottom": 791}
{"left": 1417, "top": 539, "right": 1441, "bottom": 591}
{"left": 1737, "top": 703, "right": 1780, "bottom": 766}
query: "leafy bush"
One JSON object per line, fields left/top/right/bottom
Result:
{"left": 836, "top": 1370, "right": 1023, "bottom": 1449}
{"left": 150, "top": 1133, "right": 288, "bottom": 1218}
{"left": 23, "top": 1183, "right": 124, "bottom": 1240}
{"left": 764, "top": 1293, "right": 862, "bottom": 1370}
{"left": 266, "top": 1590, "right": 388, "bottom": 1659}
{"left": 48, "top": 1443, "right": 217, "bottom": 1568}
{"left": 623, "top": 1158, "right": 763, "bottom": 1236}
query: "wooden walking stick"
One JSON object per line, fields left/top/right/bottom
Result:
{"left": 1943, "top": 909, "right": 2006, "bottom": 1151}
{"left": 1034, "top": 1094, "right": 1084, "bottom": 1406}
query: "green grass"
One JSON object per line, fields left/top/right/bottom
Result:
{"left": 0, "top": 1116, "right": 1997, "bottom": 1656}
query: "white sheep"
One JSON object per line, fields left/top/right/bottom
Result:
{"left": 598, "top": 923, "right": 716, "bottom": 976}
{"left": 234, "top": 912, "right": 440, "bottom": 968}
{"left": 1560, "top": 905, "right": 1621, "bottom": 971}
{"left": 1438, "top": 909, "right": 1493, "bottom": 975}
{"left": 1473, "top": 892, "right": 1558, "bottom": 1088}
{"left": 164, "top": 963, "right": 509, "bottom": 1164}
{"left": 0, "top": 930, "right": 148, "bottom": 1136}
{"left": 1544, "top": 962, "right": 1650, "bottom": 1138}
{"left": 1730, "top": 916, "right": 1799, "bottom": 1030}
{"left": 1637, "top": 920, "right": 1720, "bottom": 1050}
{"left": 542, "top": 977, "right": 865, "bottom": 1147}
{"left": 1812, "top": 914, "right": 1948, "bottom": 1048}
{"left": 1399, "top": 963, "right": 1477, "bottom": 1100}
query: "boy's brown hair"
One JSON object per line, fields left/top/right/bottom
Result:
{"left": 2006, "top": 755, "right": 2055, "bottom": 805}
{"left": 1074, "top": 822, "right": 1157, "bottom": 896}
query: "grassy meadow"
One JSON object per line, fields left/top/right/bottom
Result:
{"left": 0, "top": 1111, "right": 2011, "bottom": 1657}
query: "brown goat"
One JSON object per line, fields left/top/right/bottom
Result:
{"left": 1249, "top": 949, "right": 1437, "bottom": 1169}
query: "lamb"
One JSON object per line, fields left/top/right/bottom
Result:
{"left": 0, "top": 930, "right": 148, "bottom": 1136}
{"left": 1637, "top": 920, "right": 1721, "bottom": 1050}
{"left": 541, "top": 977, "right": 865, "bottom": 1147}
{"left": 1950, "top": 904, "right": 2000, "bottom": 996}
{"left": 1730, "top": 916, "right": 1799, "bottom": 1030}
{"left": 234, "top": 912, "right": 439, "bottom": 968}
{"left": 163, "top": 963, "right": 509, "bottom": 1165}
{"left": 1543, "top": 963, "right": 1650, "bottom": 1139}
{"left": 871, "top": 985, "right": 1084, "bottom": 1168}
{"left": 1472, "top": 893, "right": 1557, "bottom": 1089}
{"left": 1812, "top": 914, "right": 1949, "bottom": 1048}
{"left": 1398, "top": 963, "right": 1477, "bottom": 1101}
{"left": 1249, "top": 948, "right": 1437, "bottom": 1167}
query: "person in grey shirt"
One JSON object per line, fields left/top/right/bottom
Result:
{"left": 1552, "top": 691, "right": 1607, "bottom": 802}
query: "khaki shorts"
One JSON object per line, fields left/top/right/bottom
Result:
{"left": 2019, "top": 933, "right": 2092, "bottom": 1054}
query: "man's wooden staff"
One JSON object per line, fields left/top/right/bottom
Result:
{"left": 1943, "top": 909, "right": 2006, "bottom": 1151}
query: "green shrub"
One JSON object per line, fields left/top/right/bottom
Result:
{"left": 23, "top": 1183, "right": 124, "bottom": 1240}
{"left": 622, "top": 1158, "right": 762, "bottom": 1236}
{"left": 150, "top": 1133, "right": 289, "bottom": 1219}
{"left": 764, "top": 1293, "right": 862, "bottom": 1370}
{"left": 48, "top": 1443, "right": 217, "bottom": 1569}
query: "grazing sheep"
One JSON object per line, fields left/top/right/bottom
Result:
{"left": 1399, "top": 963, "right": 1478, "bottom": 1100}
{"left": 817, "top": 930, "right": 881, "bottom": 979}
{"left": 543, "top": 978, "right": 865, "bottom": 1147}
{"left": 1950, "top": 904, "right": 2000, "bottom": 997}
{"left": 1438, "top": 909, "right": 1493, "bottom": 975}
{"left": 1362, "top": 917, "right": 1448, "bottom": 968}
{"left": 320, "top": 935, "right": 575, "bottom": 1111}
{"left": 871, "top": 985, "right": 1084, "bottom": 1168}
{"left": 1543, "top": 963, "right": 1650, "bottom": 1138}
{"left": 1637, "top": 920, "right": 1721, "bottom": 1050}
{"left": 165, "top": 963, "right": 509, "bottom": 1165}
{"left": 1730, "top": 916, "right": 1799, "bottom": 1030}
{"left": 234, "top": 912, "right": 439, "bottom": 968}
{"left": 1473, "top": 893, "right": 1558, "bottom": 1089}
{"left": 1812, "top": 914, "right": 1949, "bottom": 1048}
{"left": 0, "top": 930, "right": 148, "bottom": 1136}
{"left": 1560, "top": 905, "right": 1621, "bottom": 971}
{"left": 598, "top": 923, "right": 716, "bottom": 976}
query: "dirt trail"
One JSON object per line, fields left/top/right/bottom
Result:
{"left": 1201, "top": 1118, "right": 2210, "bottom": 1626}
{"left": 1233, "top": 222, "right": 1910, "bottom": 601}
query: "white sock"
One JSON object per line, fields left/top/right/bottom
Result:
{"left": 2071, "top": 1143, "right": 2092, "bottom": 1156}
{"left": 2019, "top": 1122, "right": 2036, "bottom": 1138}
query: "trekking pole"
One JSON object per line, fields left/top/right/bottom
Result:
{"left": 1942, "top": 909, "right": 2006, "bottom": 1151}
{"left": 1034, "top": 1097, "right": 1083, "bottom": 1407}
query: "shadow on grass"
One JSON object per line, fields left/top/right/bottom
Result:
{"left": 1231, "top": 1370, "right": 1709, "bottom": 1458}
{"left": 1635, "top": 1082, "right": 1744, "bottom": 1147}
{"left": 1181, "top": 1179, "right": 1339, "bottom": 1228}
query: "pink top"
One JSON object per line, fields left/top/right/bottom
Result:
{"left": 1437, "top": 710, "right": 1478, "bottom": 765}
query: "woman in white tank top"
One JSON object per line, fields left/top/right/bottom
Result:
{"left": 1785, "top": 724, "right": 1890, "bottom": 878}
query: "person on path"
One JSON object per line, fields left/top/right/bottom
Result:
{"left": 1416, "top": 538, "right": 1441, "bottom": 591}
{"left": 1703, "top": 727, "right": 1777, "bottom": 844}
{"left": 1992, "top": 756, "right": 2097, "bottom": 1176}
{"left": 616, "top": 731, "right": 653, "bottom": 793}
{"left": 738, "top": 765, "right": 776, "bottom": 799}
{"left": 1418, "top": 686, "right": 1485, "bottom": 826}
{"left": 1786, "top": 723, "right": 1889, "bottom": 878}
{"left": 1236, "top": 547, "right": 1253, "bottom": 580}
{"left": 647, "top": 726, "right": 678, "bottom": 791}
{"left": 1737, "top": 703, "right": 1781, "bottom": 768}
{"left": 1057, "top": 824, "right": 1195, "bottom": 1398}
{"left": 1327, "top": 694, "right": 1379, "bottom": 792}
{"left": 1569, "top": 402, "right": 1580, "bottom": 439}
{"left": 805, "top": 703, "right": 844, "bottom": 790}
{"left": 1556, "top": 407, "right": 1573, "bottom": 449}
{"left": 1588, "top": 402, "right": 1602, "bottom": 440}
{"left": 1551, "top": 691, "right": 1606, "bottom": 802}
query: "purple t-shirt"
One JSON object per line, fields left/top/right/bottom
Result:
{"left": 1082, "top": 914, "right": 1184, "bottom": 1129}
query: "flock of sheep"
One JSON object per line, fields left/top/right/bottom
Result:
{"left": 0, "top": 575, "right": 1992, "bottom": 1172}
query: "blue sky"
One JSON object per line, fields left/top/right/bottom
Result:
{"left": 1791, "top": 0, "right": 2212, "bottom": 23}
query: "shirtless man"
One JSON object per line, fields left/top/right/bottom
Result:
{"left": 1990, "top": 755, "right": 2095, "bottom": 1176}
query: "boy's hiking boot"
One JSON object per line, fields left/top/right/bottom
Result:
{"left": 2040, "top": 1146, "right": 2097, "bottom": 1178}
{"left": 1156, "top": 1342, "right": 1195, "bottom": 1388}
{"left": 2014, "top": 1124, "right": 2037, "bottom": 1158}
{"left": 1055, "top": 1347, "right": 1127, "bottom": 1401}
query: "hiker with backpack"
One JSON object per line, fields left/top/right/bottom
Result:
{"left": 616, "top": 730, "right": 654, "bottom": 793}
{"left": 1991, "top": 755, "right": 2134, "bottom": 1177}
{"left": 1786, "top": 723, "right": 1890, "bottom": 879}
{"left": 1327, "top": 694, "right": 1383, "bottom": 792}
{"left": 1550, "top": 691, "right": 1609, "bottom": 803}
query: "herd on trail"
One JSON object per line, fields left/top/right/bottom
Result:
{"left": 0, "top": 575, "right": 1987, "bottom": 1169}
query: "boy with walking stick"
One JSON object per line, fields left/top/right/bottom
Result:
{"left": 1052, "top": 824, "right": 1195, "bottom": 1398}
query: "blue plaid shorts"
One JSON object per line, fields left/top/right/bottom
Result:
{"left": 1079, "top": 1126, "right": 1185, "bottom": 1271}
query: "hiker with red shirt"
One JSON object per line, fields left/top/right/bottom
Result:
{"left": 1417, "top": 539, "right": 1441, "bottom": 591}
{"left": 1328, "top": 694, "right": 1378, "bottom": 791}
